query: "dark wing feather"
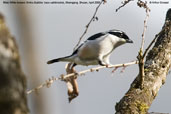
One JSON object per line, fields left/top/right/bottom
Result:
{"left": 71, "top": 32, "right": 105, "bottom": 55}
{"left": 87, "top": 32, "right": 105, "bottom": 40}
{"left": 72, "top": 43, "right": 83, "bottom": 55}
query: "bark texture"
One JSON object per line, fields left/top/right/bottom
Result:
{"left": 115, "top": 9, "right": 171, "bottom": 114}
{"left": 0, "top": 14, "right": 29, "bottom": 114}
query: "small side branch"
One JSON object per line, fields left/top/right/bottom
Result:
{"left": 137, "top": 0, "right": 150, "bottom": 88}
{"left": 116, "top": 0, "right": 134, "bottom": 12}
{"left": 142, "top": 33, "right": 159, "bottom": 59}
{"left": 138, "top": 0, "right": 150, "bottom": 53}
{"left": 27, "top": 60, "right": 138, "bottom": 94}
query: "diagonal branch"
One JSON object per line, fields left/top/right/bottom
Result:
{"left": 116, "top": 0, "right": 134, "bottom": 12}
{"left": 73, "top": 0, "right": 105, "bottom": 51}
{"left": 142, "top": 31, "right": 160, "bottom": 59}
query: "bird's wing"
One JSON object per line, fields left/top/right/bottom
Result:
{"left": 71, "top": 43, "right": 84, "bottom": 55}
{"left": 87, "top": 32, "right": 105, "bottom": 41}
{"left": 71, "top": 32, "right": 105, "bottom": 56}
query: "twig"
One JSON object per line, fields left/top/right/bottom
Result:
{"left": 137, "top": 0, "right": 150, "bottom": 89}
{"left": 27, "top": 76, "right": 58, "bottom": 94}
{"left": 138, "top": 0, "right": 150, "bottom": 52}
{"left": 27, "top": 60, "right": 138, "bottom": 94}
{"left": 73, "top": 0, "right": 105, "bottom": 51}
{"left": 142, "top": 34, "right": 157, "bottom": 59}
{"left": 120, "top": 66, "right": 126, "bottom": 73}
{"left": 142, "top": 26, "right": 165, "bottom": 59}
{"left": 116, "top": 0, "right": 134, "bottom": 12}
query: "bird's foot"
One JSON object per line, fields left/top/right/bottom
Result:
{"left": 98, "top": 60, "right": 113, "bottom": 68}
{"left": 105, "top": 64, "right": 110, "bottom": 68}
{"left": 105, "top": 64, "right": 113, "bottom": 68}
{"left": 98, "top": 60, "right": 106, "bottom": 66}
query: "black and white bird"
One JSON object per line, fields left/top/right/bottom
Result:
{"left": 47, "top": 29, "right": 133, "bottom": 67}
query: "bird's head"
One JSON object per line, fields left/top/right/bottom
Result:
{"left": 108, "top": 30, "right": 133, "bottom": 44}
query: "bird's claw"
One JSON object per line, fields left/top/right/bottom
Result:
{"left": 105, "top": 64, "right": 113, "bottom": 68}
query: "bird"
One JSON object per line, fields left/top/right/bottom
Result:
{"left": 47, "top": 29, "right": 133, "bottom": 67}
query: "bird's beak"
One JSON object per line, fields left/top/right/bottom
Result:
{"left": 126, "top": 39, "right": 133, "bottom": 43}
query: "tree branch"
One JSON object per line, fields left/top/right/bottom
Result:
{"left": 27, "top": 60, "right": 138, "bottom": 94}
{"left": 0, "top": 13, "right": 29, "bottom": 114}
{"left": 115, "top": 8, "right": 171, "bottom": 114}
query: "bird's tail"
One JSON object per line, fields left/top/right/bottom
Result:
{"left": 47, "top": 56, "right": 73, "bottom": 64}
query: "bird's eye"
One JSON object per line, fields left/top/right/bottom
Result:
{"left": 121, "top": 33, "right": 123, "bottom": 37}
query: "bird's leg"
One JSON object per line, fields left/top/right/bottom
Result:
{"left": 98, "top": 54, "right": 107, "bottom": 66}
{"left": 103, "top": 54, "right": 113, "bottom": 68}
{"left": 98, "top": 60, "right": 112, "bottom": 68}
{"left": 98, "top": 60, "right": 106, "bottom": 66}
{"left": 98, "top": 60, "right": 112, "bottom": 67}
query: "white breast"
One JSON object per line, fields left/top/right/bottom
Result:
{"left": 77, "top": 35, "right": 113, "bottom": 60}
